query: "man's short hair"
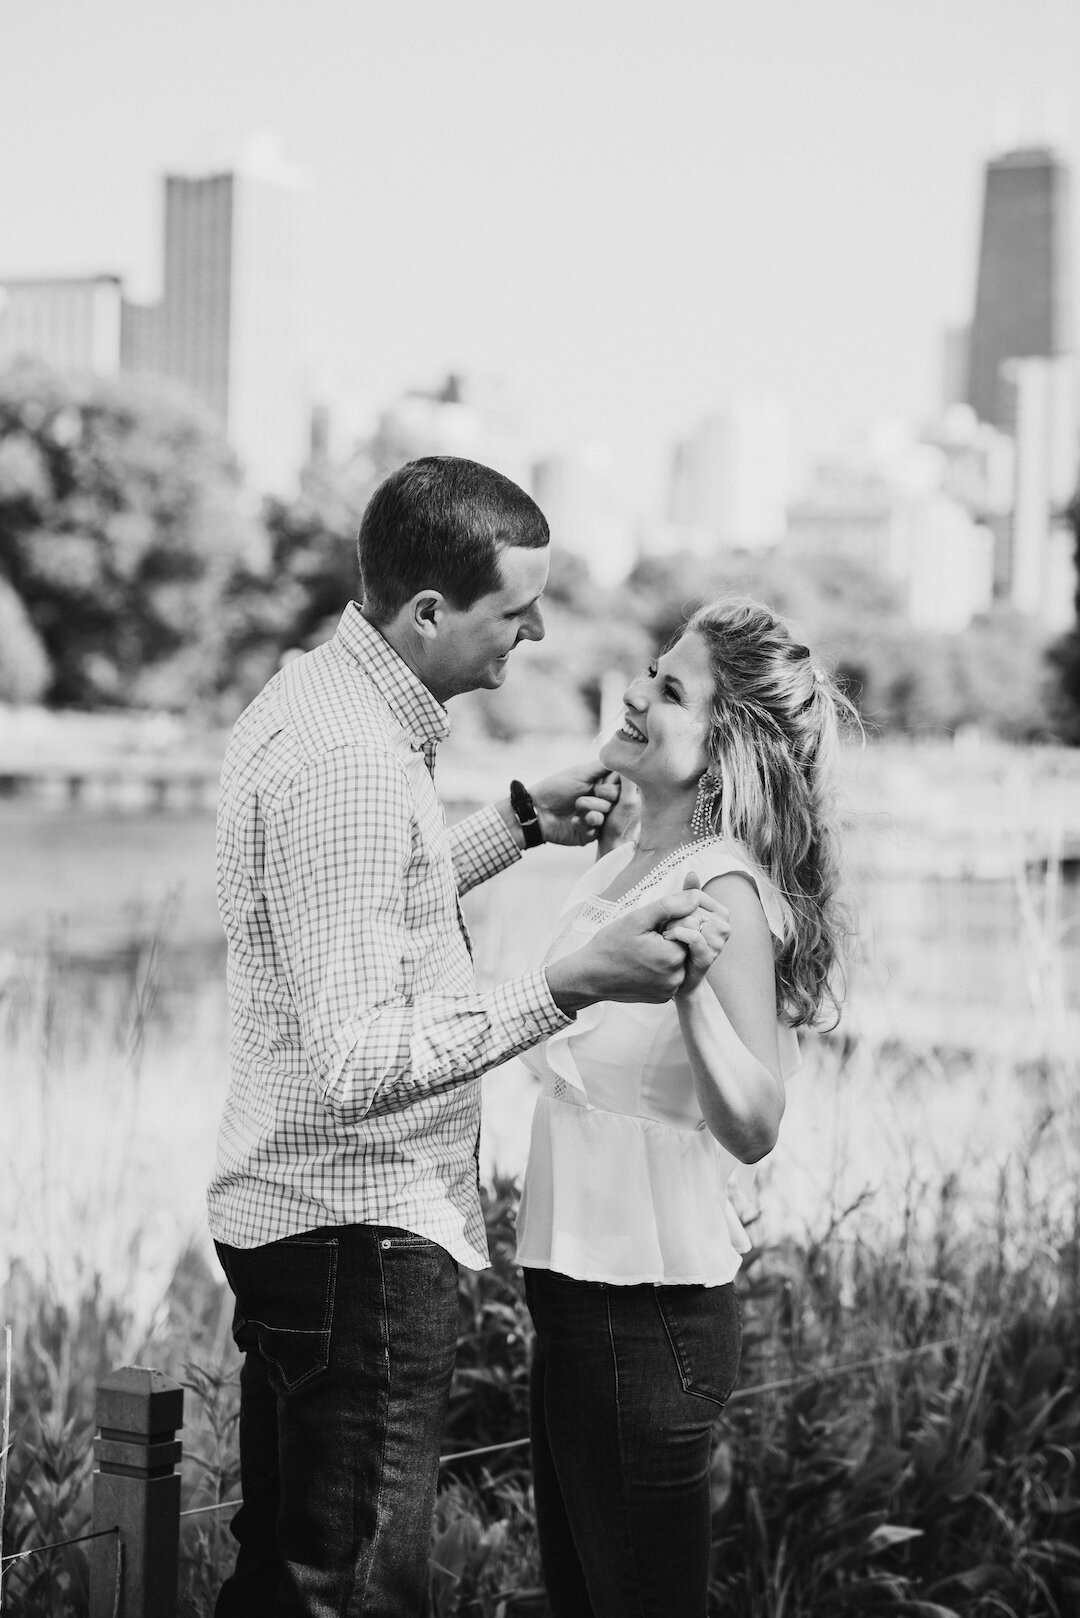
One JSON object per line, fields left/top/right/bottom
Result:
{"left": 358, "top": 456, "right": 549, "bottom": 624}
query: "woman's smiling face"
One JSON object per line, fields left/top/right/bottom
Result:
{"left": 600, "top": 630, "right": 714, "bottom": 794}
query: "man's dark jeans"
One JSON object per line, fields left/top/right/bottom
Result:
{"left": 214, "top": 1224, "right": 459, "bottom": 1618}
{"left": 525, "top": 1267, "right": 741, "bottom": 1618}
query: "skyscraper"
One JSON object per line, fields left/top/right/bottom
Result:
{"left": 532, "top": 445, "right": 635, "bottom": 586}
{"left": 962, "top": 144, "right": 1078, "bottom": 624}
{"left": 0, "top": 140, "right": 308, "bottom": 494}
{"left": 967, "top": 147, "right": 1073, "bottom": 430}
{"left": 1001, "top": 355, "right": 1077, "bottom": 627}
{"left": 125, "top": 137, "right": 308, "bottom": 495}
{"left": 151, "top": 173, "right": 235, "bottom": 427}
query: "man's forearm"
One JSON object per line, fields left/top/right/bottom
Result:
{"left": 450, "top": 803, "right": 523, "bottom": 894}
{"left": 315, "top": 970, "right": 570, "bottom": 1121}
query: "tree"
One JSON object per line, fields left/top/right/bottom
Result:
{"left": 0, "top": 360, "right": 257, "bottom": 708}
{"left": 193, "top": 458, "right": 374, "bottom": 717}
{"left": 1046, "top": 487, "right": 1080, "bottom": 743}
{"left": 0, "top": 575, "right": 50, "bottom": 702}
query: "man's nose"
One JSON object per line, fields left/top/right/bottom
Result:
{"left": 519, "top": 603, "right": 545, "bottom": 643}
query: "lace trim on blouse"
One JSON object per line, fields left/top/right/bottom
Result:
{"left": 578, "top": 837, "right": 725, "bottom": 927}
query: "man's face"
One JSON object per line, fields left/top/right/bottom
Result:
{"left": 431, "top": 544, "right": 549, "bottom": 701}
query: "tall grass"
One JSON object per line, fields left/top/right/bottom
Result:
{"left": 2, "top": 867, "right": 1079, "bottom": 1613}
{"left": 1, "top": 916, "right": 228, "bottom": 1352}
{"left": 3, "top": 1165, "right": 1077, "bottom": 1615}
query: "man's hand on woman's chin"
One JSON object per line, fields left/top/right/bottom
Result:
{"left": 528, "top": 761, "right": 624, "bottom": 847}
{"left": 594, "top": 773, "right": 637, "bottom": 857}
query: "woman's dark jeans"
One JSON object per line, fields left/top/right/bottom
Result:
{"left": 524, "top": 1267, "right": 741, "bottom": 1618}
{"left": 214, "top": 1224, "right": 459, "bottom": 1618}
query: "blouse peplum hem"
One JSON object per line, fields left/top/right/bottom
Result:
{"left": 515, "top": 1090, "right": 751, "bottom": 1287}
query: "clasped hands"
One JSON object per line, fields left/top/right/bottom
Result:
{"left": 559, "top": 870, "right": 729, "bottom": 1008}
{"left": 659, "top": 870, "right": 730, "bottom": 995}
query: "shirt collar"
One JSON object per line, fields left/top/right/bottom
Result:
{"left": 332, "top": 602, "right": 451, "bottom": 748}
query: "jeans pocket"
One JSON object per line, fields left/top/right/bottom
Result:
{"left": 222, "top": 1235, "right": 339, "bottom": 1394}
{"left": 655, "top": 1283, "right": 742, "bottom": 1408}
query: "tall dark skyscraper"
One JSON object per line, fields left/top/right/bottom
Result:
{"left": 966, "top": 146, "right": 1073, "bottom": 429}
{"left": 961, "top": 144, "right": 1077, "bottom": 624}
{"left": 153, "top": 174, "right": 235, "bottom": 429}
{"left": 122, "top": 138, "right": 308, "bottom": 495}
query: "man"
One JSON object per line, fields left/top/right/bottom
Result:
{"left": 209, "top": 456, "right": 716, "bottom": 1616}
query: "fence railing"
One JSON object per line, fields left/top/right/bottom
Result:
{"left": 88, "top": 1367, "right": 185, "bottom": 1618}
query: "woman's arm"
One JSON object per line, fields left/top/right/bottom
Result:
{"left": 672, "top": 871, "right": 786, "bottom": 1163}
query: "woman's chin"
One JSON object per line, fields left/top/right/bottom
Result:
{"left": 599, "top": 737, "right": 640, "bottom": 778}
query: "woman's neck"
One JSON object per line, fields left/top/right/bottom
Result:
{"left": 631, "top": 791, "right": 696, "bottom": 859}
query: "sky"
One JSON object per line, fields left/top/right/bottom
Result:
{"left": 3, "top": 0, "right": 1080, "bottom": 518}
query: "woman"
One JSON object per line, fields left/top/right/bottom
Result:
{"left": 515, "top": 595, "right": 853, "bottom": 1617}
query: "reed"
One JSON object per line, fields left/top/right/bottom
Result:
{"left": 3, "top": 1171, "right": 1076, "bottom": 1615}
{"left": 1, "top": 857, "right": 1077, "bottom": 1614}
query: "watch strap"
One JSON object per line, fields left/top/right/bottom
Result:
{"left": 509, "top": 779, "right": 544, "bottom": 848}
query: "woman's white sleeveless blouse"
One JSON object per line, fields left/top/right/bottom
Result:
{"left": 516, "top": 838, "right": 801, "bottom": 1286}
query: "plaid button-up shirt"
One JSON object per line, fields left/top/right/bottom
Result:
{"left": 208, "top": 604, "right": 571, "bottom": 1268}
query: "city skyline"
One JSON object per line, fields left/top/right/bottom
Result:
{"left": 3, "top": 0, "right": 1080, "bottom": 519}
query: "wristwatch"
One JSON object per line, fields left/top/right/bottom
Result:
{"left": 509, "top": 779, "right": 544, "bottom": 848}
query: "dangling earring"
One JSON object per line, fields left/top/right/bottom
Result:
{"left": 691, "top": 773, "right": 721, "bottom": 839}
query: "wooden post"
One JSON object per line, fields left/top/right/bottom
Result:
{"left": 89, "top": 1367, "right": 184, "bottom": 1618}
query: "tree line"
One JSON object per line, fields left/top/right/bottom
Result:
{"left": 1, "top": 360, "right": 1077, "bottom": 743}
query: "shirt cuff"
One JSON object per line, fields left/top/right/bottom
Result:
{"left": 477, "top": 800, "right": 524, "bottom": 863}
{"left": 488, "top": 966, "right": 575, "bottom": 1058}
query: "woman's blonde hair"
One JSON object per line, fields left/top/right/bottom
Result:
{"left": 685, "top": 595, "right": 857, "bottom": 1029}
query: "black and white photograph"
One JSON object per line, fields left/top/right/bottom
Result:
{"left": 1, "top": 3, "right": 1078, "bottom": 1614}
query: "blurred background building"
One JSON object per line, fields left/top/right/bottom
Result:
{"left": 1, "top": 136, "right": 308, "bottom": 498}
{"left": 965, "top": 147, "right": 1073, "bottom": 430}
{"left": 664, "top": 396, "right": 789, "bottom": 556}
{"left": 950, "top": 144, "right": 1076, "bottom": 627}
{"left": 532, "top": 445, "right": 636, "bottom": 586}
{"left": 0, "top": 275, "right": 125, "bottom": 375}
{"left": 121, "top": 135, "right": 309, "bottom": 497}
{"left": 366, "top": 372, "right": 531, "bottom": 490}
{"left": 786, "top": 427, "right": 996, "bottom": 632}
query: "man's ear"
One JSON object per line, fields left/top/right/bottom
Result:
{"left": 409, "top": 590, "right": 446, "bottom": 642}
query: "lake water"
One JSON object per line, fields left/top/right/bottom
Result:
{"left": 3, "top": 741, "right": 1076, "bottom": 1056}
